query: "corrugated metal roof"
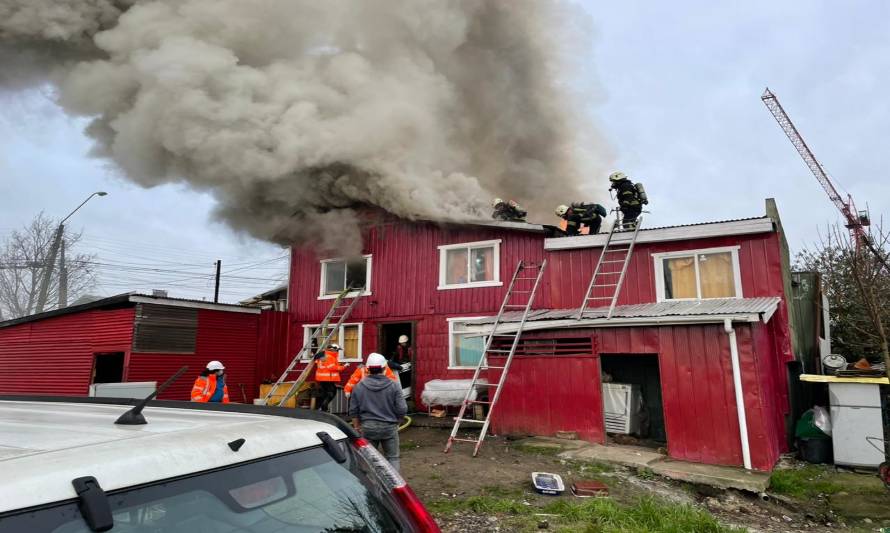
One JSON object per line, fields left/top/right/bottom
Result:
{"left": 466, "top": 297, "right": 782, "bottom": 325}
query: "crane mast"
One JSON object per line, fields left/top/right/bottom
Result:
{"left": 760, "top": 88, "right": 870, "bottom": 247}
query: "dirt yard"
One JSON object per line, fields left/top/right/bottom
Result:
{"left": 398, "top": 424, "right": 890, "bottom": 532}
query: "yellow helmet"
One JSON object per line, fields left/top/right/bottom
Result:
{"left": 555, "top": 204, "right": 569, "bottom": 217}
{"left": 609, "top": 171, "right": 627, "bottom": 182}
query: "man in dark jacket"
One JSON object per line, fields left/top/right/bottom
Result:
{"left": 609, "top": 171, "right": 647, "bottom": 229}
{"left": 555, "top": 202, "right": 607, "bottom": 235}
{"left": 491, "top": 198, "right": 528, "bottom": 222}
{"left": 349, "top": 352, "right": 407, "bottom": 471}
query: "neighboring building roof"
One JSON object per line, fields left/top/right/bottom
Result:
{"left": 0, "top": 399, "right": 345, "bottom": 512}
{"left": 0, "top": 292, "right": 260, "bottom": 329}
{"left": 545, "top": 216, "right": 775, "bottom": 251}
{"left": 240, "top": 284, "right": 288, "bottom": 307}
{"left": 463, "top": 297, "right": 782, "bottom": 333}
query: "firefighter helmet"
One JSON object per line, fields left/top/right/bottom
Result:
{"left": 555, "top": 205, "right": 569, "bottom": 217}
{"left": 491, "top": 198, "right": 504, "bottom": 208}
{"left": 609, "top": 171, "right": 627, "bottom": 182}
{"left": 206, "top": 360, "right": 225, "bottom": 371}
{"left": 398, "top": 335, "right": 409, "bottom": 344}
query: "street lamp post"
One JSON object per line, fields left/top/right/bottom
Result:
{"left": 34, "top": 191, "right": 108, "bottom": 314}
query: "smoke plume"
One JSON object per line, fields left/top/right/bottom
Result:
{"left": 1, "top": 0, "right": 611, "bottom": 253}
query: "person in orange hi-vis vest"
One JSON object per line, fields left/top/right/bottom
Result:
{"left": 191, "top": 360, "right": 230, "bottom": 403}
{"left": 314, "top": 343, "right": 348, "bottom": 411}
{"left": 344, "top": 355, "right": 397, "bottom": 397}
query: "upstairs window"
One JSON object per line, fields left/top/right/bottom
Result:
{"left": 319, "top": 255, "right": 371, "bottom": 299}
{"left": 438, "top": 240, "right": 501, "bottom": 290}
{"left": 654, "top": 246, "right": 742, "bottom": 301}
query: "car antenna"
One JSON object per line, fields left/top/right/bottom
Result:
{"left": 115, "top": 366, "right": 189, "bottom": 426}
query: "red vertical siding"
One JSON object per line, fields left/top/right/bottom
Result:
{"left": 128, "top": 310, "right": 259, "bottom": 402}
{"left": 256, "top": 310, "right": 291, "bottom": 385}
{"left": 0, "top": 308, "right": 135, "bottom": 396}
{"left": 487, "top": 323, "right": 780, "bottom": 471}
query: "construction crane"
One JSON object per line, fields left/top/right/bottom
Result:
{"left": 761, "top": 88, "right": 888, "bottom": 270}
{"left": 760, "top": 88, "right": 872, "bottom": 245}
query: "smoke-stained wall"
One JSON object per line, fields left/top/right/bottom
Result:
{"left": 1, "top": 0, "right": 612, "bottom": 254}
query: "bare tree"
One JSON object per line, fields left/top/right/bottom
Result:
{"left": 796, "top": 223, "right": 890, "bottom": 379}
{"left": 0, "top": 213, "right": 96, "bottom": 320}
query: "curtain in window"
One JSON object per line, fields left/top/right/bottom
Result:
{"left": 470, "top": 247, "right": 494, "bottom": 282}
{"left": 342, "top": 325, "right": 360, "bottom": 359}
{"left": 454, "top": 333, "right": 484, "bottom": 367}
{"left": 699, "top": 252, "right": 735, "bottom": 298}
{"left": 446, "top": 249, "right": 468, "bottom": 284}
{"left": 664, "top": 257, "right": 697, "bottom": 299}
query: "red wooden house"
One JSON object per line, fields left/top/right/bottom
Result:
{"left": 286, "top": 199, "right": 800, "bottom": 471}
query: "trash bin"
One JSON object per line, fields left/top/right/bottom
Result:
{"left": 798, "top": 437, "right": 833, "bottom": 464}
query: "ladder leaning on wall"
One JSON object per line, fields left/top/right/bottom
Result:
{"left": 444, "top": 259, "right": 547, "bottom": 456}
{"left": 576, "top": 212, "right": 644, "bottom": 320}
{"left": 258, "top": 287, "right": 361, "bottom": 407}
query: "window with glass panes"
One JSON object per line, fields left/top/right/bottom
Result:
{"left": 449, "top": 319, "right": 485, "bottom": 368}
{"left": 438, "top": 240, "right": 500, "bottom": 289}
{"left": 657, "top": 248, "right": 740, "bottom": 300}
{"left": 303, "top": 324, "right": 362, "bottom": 361}
{"left": 320, "top": 256, "right": 370, "bottom": 297}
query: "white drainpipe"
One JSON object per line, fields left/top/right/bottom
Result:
{"left": 724, "top": 318, "right": 752, "bottom": 470}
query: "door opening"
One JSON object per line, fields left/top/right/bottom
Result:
{"left": 379, "top": 322, "right": 416, "bottom": 397}
{"left": 600, "top": 354, "right": 666, "bottom": 445}
{"left": 92, "top": 352, "right": 125, "bottom": 384}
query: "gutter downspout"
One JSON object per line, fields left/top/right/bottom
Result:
{"left": 724, "top": 318, "right": 752, "bottom": 470}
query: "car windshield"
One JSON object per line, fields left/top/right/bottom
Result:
{"left": 1, "top": 445, "right": 402, "bottom": 533}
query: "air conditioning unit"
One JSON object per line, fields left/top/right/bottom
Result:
{"left": 602, "top": 383, "right": 641, "bottom": 435}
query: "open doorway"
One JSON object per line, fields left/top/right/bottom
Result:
{"left": 379, "top": 322, "right": 416, "bottom": 398}
{"left": 600, "top": 354, "right": 666, "bottom": 445}
{"left": 92, "top": 352, "right": 125, "bottom": 384}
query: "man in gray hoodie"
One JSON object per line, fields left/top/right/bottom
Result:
{"left": 348, "top": 352, "right": 407, "bottom": 471}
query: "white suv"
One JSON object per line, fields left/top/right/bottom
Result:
{"left": 0, "top": 396, "right": 438, "bottom": 532}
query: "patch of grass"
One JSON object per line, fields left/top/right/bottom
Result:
{"left": 399, "top": 439, "right": 421, "bottom": 451}
{"left": 562, "top": 459, "right": 615, "bottom": 474}
{"left": 428, "top": 472, "right": 442, "bottom": 481}
{"left": 430, "top": 494, "right": 742, "bottom": 532}
{"left": 769, "top": 465, "right": 887, "bottom": 501}
{"left": 636, "top": 467, "right": 656, "bottom": 480}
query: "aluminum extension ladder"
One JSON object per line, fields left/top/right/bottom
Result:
{"left": 444, "top": 260, "right": 547, "bottom": 456}
{"left": 576, "top": 212, "right": 643, "bottom": 320}
{"left": 259, "top": 288, "right": 361, "bottom": 407}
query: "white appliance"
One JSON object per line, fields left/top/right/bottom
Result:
{"left": 602, "top": 382, "right": 641, "bottom": 435}
{"left": 829, "top": 382, "right": 885, "bottom": 468}
{"left": 89, "top": 381, "right": 157, "bottom": 399}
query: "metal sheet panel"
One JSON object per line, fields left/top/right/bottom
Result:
{"left": 0, "top": 308, "right": 135, "bottom": 396}
{"left": 132, "top": 304, "right": 197, "bottom": 353}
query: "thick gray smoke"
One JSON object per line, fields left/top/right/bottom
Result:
{"left": 1, "top": 0, "right": 611, "bottom": 254}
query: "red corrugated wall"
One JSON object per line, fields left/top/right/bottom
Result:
{"left": 256, "top": 310, "right": 291, "bottom": 385}
{"left": 488, "top": 323, "right": 784, "bottom": 471}
{"left": 128, "top": 309, "right": 259, "bottom": 402}
{"left": 0, "top": 308, "right": 135, "bottom": 395}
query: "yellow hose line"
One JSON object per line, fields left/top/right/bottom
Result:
{"left": 398, "top": 415, "right": 412, "bottom": 432}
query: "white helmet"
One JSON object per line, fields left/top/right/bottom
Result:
{"left": 328, "top": 343, "right": 341, "bottom": 351}
{"left": 609, "top": 171, "right": 627, "bottom": 182}
{"left": 555, "top": 204, "right": 569, "bottom": 217}
{"left": 398, "top": 335, "right": 409, "bottom": 344}
{"left": 366, "top": 352, "right": 387, "bottom": 368}
{"left": 491, "top": 197, "right": 504, "bottom": 208}
{"left": 206, "top": 360, "right": 225, "bottom": 371}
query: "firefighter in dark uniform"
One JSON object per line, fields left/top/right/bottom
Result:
{"left": 555, "top": 202, "right": 607, "bottom": 235}
{"left": 491, "top": 198, "right": 528, "bottom": 222}
{"left": 609, "top": 171, "right": 648, "bottom": 229}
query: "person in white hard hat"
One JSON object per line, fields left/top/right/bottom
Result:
{"left": 191, "top": 360, "right": 230, "bottom": 403}
{"left": 609, "top": 171, "right": 648, "bottom": 229}
{"left": 555, "top": 203, "right": 607, "bottom": 236}
{"left": 491, "top": 198, "right": 527, "bottom": 222}
{"left": 348, "top": 352, "right": 407, "bottom": 471}
{"left": 313, "top": 343, "right": 347, "bottom": 411}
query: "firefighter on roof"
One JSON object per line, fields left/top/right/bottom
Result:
{"left": 555, "top": 202, "right": 607, "bottom": 235}
{"left": 609, "top": 171, "right": 648, "bottom": 229}
{"left": 491, "top": 198, "right": 528, "bottom": 222}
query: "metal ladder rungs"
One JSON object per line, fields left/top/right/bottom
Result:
{"left": 454, "top": 418, "right": 485, "bottom": 424}
{"left": 467, "top": 400, "right": 492, "bottom": 404}
{"left": 485, "top": 349, "right": 512, "bottom": 354}
{"left": 591, "top": 283, "right": 618, "bottom": 288}
{"left": 601, "top": 259, "right": 625, "bottom": 264}
{"left": 586, "top": 296, "right": 614, "bottom": 300}
{"left": 480, "top": 365, "right": 506, "bottom": 370}
{"left": 450, "top": 437, "right": 480, "bottom": 443}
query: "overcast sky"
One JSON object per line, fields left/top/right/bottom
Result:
{"left": 1, "top": 1, "right": 888, "bottom": 303}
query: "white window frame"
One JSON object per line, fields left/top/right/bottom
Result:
{"left": 447, "top": 316, "right": 487, "bottom": 369}
{"left": 302, "top": 322, "right": 363, "bottom": 362}
{"left": 318, "top": 254, "right": 372, "bottom": 300}
{"left": 437, "top": 239, "right": 502, "bottom": 290}
{"left": 653, "top": 245, "right": 743, "bottom": 302}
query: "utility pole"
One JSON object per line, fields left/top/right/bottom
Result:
{"left": 214, "top": 260, "right": 221, "bottom": 303}
{"left": 57, "top": 236, "right": 68, "bottom": 308}
{"left": 34, "top": 191, "right": 108, "bottom": 314}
